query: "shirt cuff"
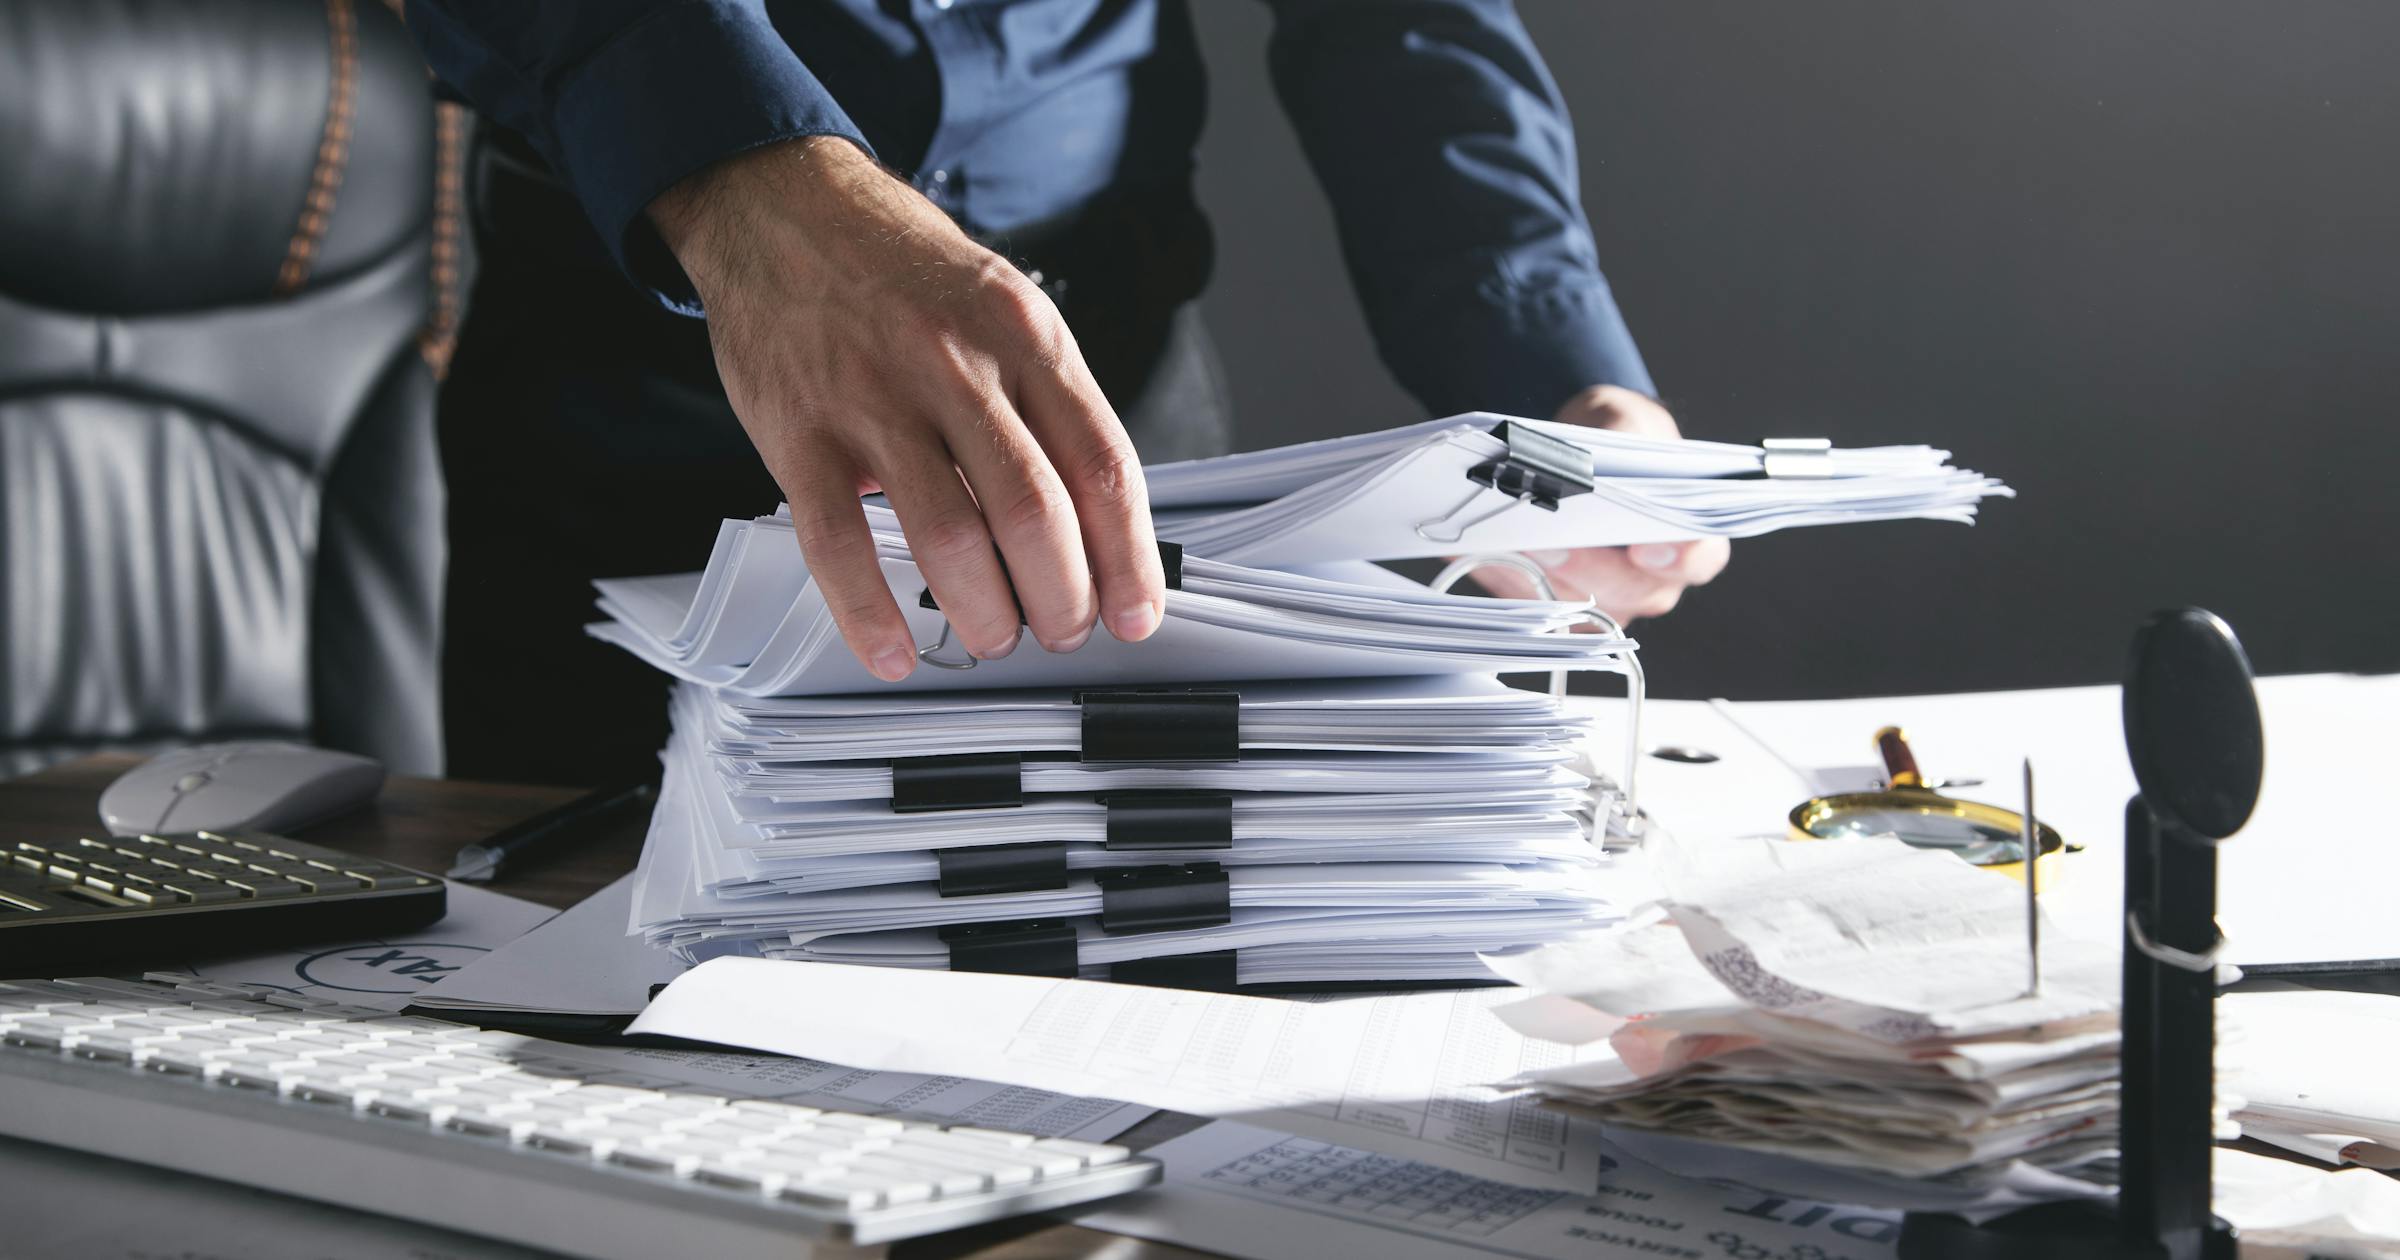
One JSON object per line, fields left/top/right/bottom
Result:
{"left": 549, "top": 1, "right": 872, "bottom": 311}
{"left": 1380, "top": 277, "right": 1658, "bottom": 420}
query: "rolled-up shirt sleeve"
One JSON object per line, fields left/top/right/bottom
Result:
{"left": 405, "top": 0, "right": 871, "bottom": 310}
{"left": 1264, "top": 0, "right": 1654, "bottom": 417}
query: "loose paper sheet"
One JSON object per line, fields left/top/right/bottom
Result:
{"left": 629, "top": 956, "right": 1620, "bottom": 1191}
{"left": 165, "top": 881, "right": 554, "bottom": 1011}
{"left": 519, "top": 1034, "right": 1152, "bottom": 1143}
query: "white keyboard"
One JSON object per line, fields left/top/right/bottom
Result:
{"left": 0, "top": 976, "right": 1157, "bottom": 1259}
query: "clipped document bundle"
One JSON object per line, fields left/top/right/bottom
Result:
{"left": 593, "top": 413, "right": 2006, "bottom": 993}
{"left": 590, "top": 504, "right": 1634, "bottom": 698}
{"left": 624, "top": 677, "right": 1624, "bottom": 987}
{"left": 1145, "top": 414, "right": 2012, "bottom": 565}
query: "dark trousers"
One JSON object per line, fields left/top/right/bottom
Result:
{"left": 438, "top": 142, "right": 1229, "bottom": 786}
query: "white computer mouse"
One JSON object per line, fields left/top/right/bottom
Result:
{"left": 98, "top": 741, "right": 386, "bottom": 836}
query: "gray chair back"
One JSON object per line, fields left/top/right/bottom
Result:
{"left": 0, "top": 0, "right": 454, "bottom": 775}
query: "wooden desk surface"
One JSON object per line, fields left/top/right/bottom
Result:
{"left": 1, "top": 755, "right": 1210, "bottom": 1260}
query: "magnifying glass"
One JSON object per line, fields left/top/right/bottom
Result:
{"left": 1787, "top": 726, "right": 2070, "bottom": 884}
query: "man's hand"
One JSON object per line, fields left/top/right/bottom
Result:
{"left": 1471, "top": 385, "right": 1731, "bottom": 623}
{"left": 649, "top": 136, "right": 1165, "bottom": 682}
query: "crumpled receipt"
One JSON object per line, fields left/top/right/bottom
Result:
{"left": 1481, "top": 832, "right": 2130, "bottom": 1207}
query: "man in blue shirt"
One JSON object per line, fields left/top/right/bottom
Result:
{"left": 408, "top": 0, "right": 1726, "bottom": 783}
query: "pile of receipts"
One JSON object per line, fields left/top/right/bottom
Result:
{"left": 1484, "top": 830, "right": 2131, "bottom": 1205}
{"left": 592, "top": 413, "right": 2012, "bottom": 992}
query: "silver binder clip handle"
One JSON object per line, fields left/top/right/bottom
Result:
{"left": 1424, "top": 554, "right": 1645, "bottom": 841}
{"left": 1429, "top": 551, "right": 1558, "bottom": 600}
{"left": 916, "top": 620, "right": 978, "bottom": 671}
{"left": 1576, "top": 607, "right": 1646, "bottom": 840}
{"left": 2125, "top": 909, "right": 2226, "bottom": 974}
{"left": 1428, "top": 552, "right": 1559, "bottom": 695}
{"left": 1413, "top": 486, "right": 1530, "bottom": 546}
{"left": 1761, "top": 437, "right": 1834, "bottom": 479}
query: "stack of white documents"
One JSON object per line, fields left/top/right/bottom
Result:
{"left": 1483, "top": 832, "right": 2134, "bottom": 1203}
{"left": 595, "top": 413, "right": 2011, "bottom": 993}
{"left": 591, "top": 504, "right": 1634, "bottom": 696}
{"left": 597, "top": 493, "right": 1639, "bottom": 987}
{"left": 1145, "top": 414, "right": 2011, "bottom": 564}
{"left": 624, "top": 676, "right": 1620, "bottom": 986}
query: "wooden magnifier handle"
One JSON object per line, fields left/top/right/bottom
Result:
{"left": 1874, "top": 726, "right": 1927, "bottom": 790}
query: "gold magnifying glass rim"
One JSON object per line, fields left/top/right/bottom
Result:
{"left": 1788, "top": 790, "right": 2070, "bottom": 885}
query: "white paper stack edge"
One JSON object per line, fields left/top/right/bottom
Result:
{"left": 593, "top": 414, "right": 2015, "bottom": 993}
{"left": 598, "top": 507, "right": 1642, "bottom": 990}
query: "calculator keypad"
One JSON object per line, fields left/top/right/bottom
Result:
{"left": 3, "top": 831, "right": 432, "bottom": 911}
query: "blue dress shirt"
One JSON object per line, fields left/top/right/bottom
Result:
{"left": 404, "top": 0, "right": 1655, "bottom": 418}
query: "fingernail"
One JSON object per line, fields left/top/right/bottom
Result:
{"left": 1107, "top": 603, "right": 1160, "bottom": 642}
{"left": 1525, "top": 549, "right": 1571, "bottom": 566}
{"left": 1629, "top": 543, "right": 1681, "bottom": 572}
{"left": 870, "top": 646, "right": 917, "bottom": 682}
{"left": 1045, "top": 623, "right": 1093, "bottom": 654}
{"left": 969, "top": 630, "right": 1019, "bottom": 661}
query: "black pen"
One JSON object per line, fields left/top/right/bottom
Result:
{"left": 446, "top": 781, "right": 655, "bottom": 882}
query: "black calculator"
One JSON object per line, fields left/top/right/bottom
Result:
{"left": 1, "top": 830, "right": 445, "bottom": 974}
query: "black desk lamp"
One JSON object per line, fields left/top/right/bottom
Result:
{"left": 1898, "top": 608, "right": 2261, "bottom": 1260}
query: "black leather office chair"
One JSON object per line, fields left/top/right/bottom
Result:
{"left": 0, "top": 0, "right": 461, "bottom": 776}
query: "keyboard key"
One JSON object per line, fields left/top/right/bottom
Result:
{"left": 219, "top": 875, "right": 307, "bottom": 897}
{"left": 728, "top": 1099, "right": 823, "bottom": 1124}
{"left": 656, "top": 1132, "right": 757, "bottom": 1164}
{"left": 3, "top": 1026, "right": 67, "bottom": 1052}
{"left": 555, "top": 1083, "right": 660, "bottom": 1111}
{"left": 164, "top": 880, "right": 245, "bottom": 904}
{"left": 524, "top": 1125, "right": 602, "bottom": 1155}
{"left": 136, "top": 1043, "right": 211, "bottom": 1075}
{"left": 1031, "top": 1137, "right": 1133, "bottom": 1168}
{"left": 888, "top": 1138, "right": 1041, "bottom": 1187}
{"left": 565, "top": 1121, "right": 686, "bottom": 1159}
{"left": 849, "top": 1153, "right": 985, "bottom": 1198}
{"left": 692, "top": 1160, "right": 775, "bottom": 1193}
{"left": 69, "top": 1035, "right": 137, "bottom": 1063}
{"left": 605, "top": 1141, "right": 707, "bottom": 1178}
{"left": 292, "top": 1080, "right": 362, "bottom": 1106}
{"left": 945, "top": 1127, "right": 1040, "bottom": 1149}
{"left": 364, "top": 1096, "right": 454, "bottom": 1125}
{"left": 780, "top": 1173, "right": 902, "bottom": 1211}
{"left": 751, "top": 1131, "right": 877, "bottom": 1163}
{"left": 606, "top": 1102, "right": 728, "bottom": 1132}
{"left": 807, "top": 1110, "right": 904, "bottom": 1137}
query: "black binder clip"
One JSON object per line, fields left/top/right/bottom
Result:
{"left": 1414, "top": 420, "right": 1596, "bottom": 544}
{"left": 917, "top": 541, "right": 1184, "bottom": 669}
{"left": 1097, "top": 863, "right": 1231, "bottom": 934}
{"left": 936, "top": 841, "right": 1068, "bottom": 897}
{"left": 1101, "top": 791, "right": 1233, "bottom": 851}
{"left": 1076, "top": 688, "right": 1240, "bottom": 763}
{"left": 890, "top": 752, "right": 1023, "bottom": 813}
{"left": 1109, "top": 950, "right": 1239, "bottom": 992}
{"left": 939, "top": 919, "right": 1078, "bottom": 977}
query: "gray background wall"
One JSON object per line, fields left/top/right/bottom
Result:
{"left": 1187, "top": 1, "right": 2400, "bottom": 699}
